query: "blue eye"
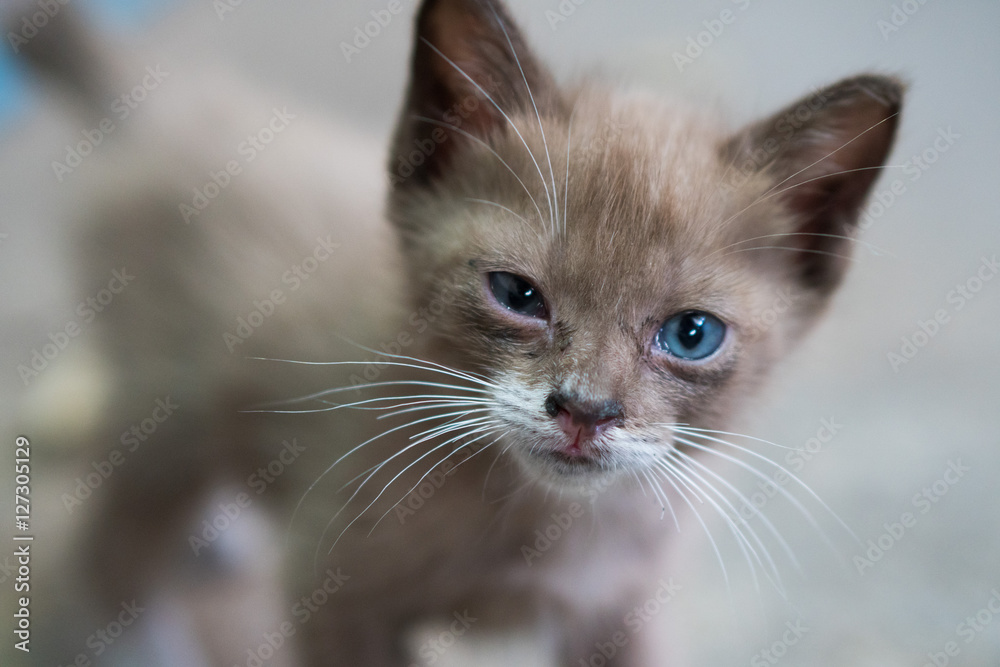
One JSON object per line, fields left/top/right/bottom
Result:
{"left": 656, "top": 311, "right": 726, "bottom": 360}
{"left": 488, "top": 272, "right": 547, "bottom": 319}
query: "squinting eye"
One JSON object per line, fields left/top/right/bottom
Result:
{"left": 488, "top": 272, "right": 547, "bottom": 319}
{"left": 656, "top": 311, "right": 726, "bottom": 360}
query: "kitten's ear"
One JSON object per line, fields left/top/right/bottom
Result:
{"left": 390, "top": 0, "right": 561, "bottom": 186}
{"left": 723, "top": 75, "right": 904, "bottom": 294}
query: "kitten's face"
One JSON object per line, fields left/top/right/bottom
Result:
{"left": 389, "top": 0, "right": 902, "bottom": 486}
{"left": 396, "top": 98, "right": 779, "bottom": 483}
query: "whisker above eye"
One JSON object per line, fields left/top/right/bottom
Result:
{"left": 412, "top": 115, "right": 547, "bottom": 230}
{"left": 419, "top": 37, "right": 556, "bottom": 231}
{"left": 716, "top": 113, "right": 901, "bottom": 232}
{"left": 562, "top": 100, "right": 578, "bottom": 237}
{"left": 463, "top": 198, "right": 532, "bottom": 228}
{"left": 720, "top": 245, "right": 859, "bottom": 264}
{"left": 488, "top": 5, "right": 559, "bottom": 237}
{"left": 711, "top": 231, "right": 894, "bottom": 260}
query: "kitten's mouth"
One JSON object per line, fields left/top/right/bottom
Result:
{"left": 547, "top": 449, "right": 601, "bottom": 467}
{"left": 530, "top": 437, "right": 610, "bottom": 475}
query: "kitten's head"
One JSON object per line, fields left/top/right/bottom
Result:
{"left": 388, "top": 0, "right": 902, "bottom": 485}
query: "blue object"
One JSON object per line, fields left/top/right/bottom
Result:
{"left": 0, "top": 0, "right": 178, "bottom": 129}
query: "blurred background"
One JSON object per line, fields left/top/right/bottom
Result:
{"left": 1, "top": 0, "right": 998, "bottom": 665}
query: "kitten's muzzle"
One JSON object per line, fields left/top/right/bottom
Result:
{"left": 544, "top": 392, "right": 624, "bottom": 442}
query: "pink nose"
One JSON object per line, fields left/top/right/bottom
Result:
{"left": 553, "top": 409, "right": 617, "bottom": 440}
{"left": 544, "top": 393, "right": 623, "bottom": 439}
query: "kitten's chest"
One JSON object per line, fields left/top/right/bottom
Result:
{"left": 499, "top": 493, "right": 667, "bottom": 609}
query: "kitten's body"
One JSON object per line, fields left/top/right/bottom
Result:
{"left": 16, "top": 1, "right": 902, "bottom": 665}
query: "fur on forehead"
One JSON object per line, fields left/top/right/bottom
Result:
{"left": 395, "top": 87, "right": 757, "bottom": 268}
{"left": 389, "top": 0, "right": 902, "bottom": 345}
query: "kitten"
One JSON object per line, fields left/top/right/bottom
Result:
{"left": 15, "top": 0, "right": 902, "bottom": 665}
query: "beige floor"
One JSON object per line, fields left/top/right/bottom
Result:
{"left": 2, "top": 1, "right": 999, "bottom": 665}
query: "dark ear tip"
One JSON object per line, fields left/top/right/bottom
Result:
{"left": 823, "top": 73, "right": 907, "bottom": 114}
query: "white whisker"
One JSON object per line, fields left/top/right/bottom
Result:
{"left": 651, "top": 459, "right": 731, "bottom": 593}
{"left": 413, "top": 115, "right": 547, "bottom": 227}
{"left": 563, "top": 100, "right": 579, "bottom": 236}
{"left": 667, "top": 433, "right": 852, "bottom": 562}
{"left": 711, "top": 231, "right": 893, "bottom": 260}
{"left": 490, "top": 6, "right": 559, "bottom": 235}
{"left": 667, "top": 452, "right": 785, "bottom": 595}
{"left": 464, "top": 198, "right": 532, "bottom": 227}
{"left": 717, "top": 112, "right": 901, "bottom": 232}
{"left": 368, "top": 426, "right": 508, "bottom": 535}
{"left": 665, "top": 425, "right": 859, "bottom": 545}
{"left": 674, "top": 448, "right": 801, "bottom": 574}
{"left": 419, "top": 38, "right": 555, "bottom": 228}
{"left": 656, "top": 457, "right": 766, "bottom": 594}
{"left": 329, "top": 340, "right": 498, "bottom": 389}
{"left": 375, "top": 401, "right": 494, "bottom": 421}
{"left": 287, "top": 408, "right": 493, "bottom": 541}
{"left": 671, "top": 424, "right": 802, "bottom": 451}
{"left": 315, "top": 415, "right": 497, "bottom": 569}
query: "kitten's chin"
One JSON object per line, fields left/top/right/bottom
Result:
{"left": 510, "top": 439, "right": 622, "bottom": 487}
